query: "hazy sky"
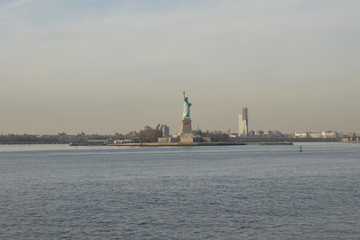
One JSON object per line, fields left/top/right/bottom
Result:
{"left": 1, "top": 0, "right": 359, "bottom": 135}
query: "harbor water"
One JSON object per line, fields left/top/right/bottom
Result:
{"left": 0, "top": 143, "right": 359, "bottom": 239}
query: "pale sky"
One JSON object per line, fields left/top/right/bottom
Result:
{"left": 1, "top": 0, "right": 359, "bottom": 135}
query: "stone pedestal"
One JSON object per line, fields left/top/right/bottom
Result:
{"left": 178, "top": 117, "right": 204, "bottom": 143}
{"left": 180, "top": 118, "right": 192, "bottom": 135}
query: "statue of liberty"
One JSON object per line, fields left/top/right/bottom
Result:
{"left": 182, "top": 91, "right": 192, "bottom": 119}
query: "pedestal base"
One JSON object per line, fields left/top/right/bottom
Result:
{"left": 180, "top": 118, "right": 192, "bottom": 135}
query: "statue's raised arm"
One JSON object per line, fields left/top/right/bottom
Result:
{"left": 182, "top": 91, "right": 192, "bottom": 119}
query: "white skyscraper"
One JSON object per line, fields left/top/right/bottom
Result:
{"left": 238, "top": 107, "right": 248, "bottom": 136}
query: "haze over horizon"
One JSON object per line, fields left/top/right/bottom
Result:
{"left": 1, "top": 0, "right": 359, "bottom": 135}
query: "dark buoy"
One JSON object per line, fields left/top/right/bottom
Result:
{"left": 299, "top": 146, "right": 303, "bottom": 152}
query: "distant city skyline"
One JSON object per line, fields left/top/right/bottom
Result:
{"left": 1, "top": 0, "right": 359, "bottom": 135}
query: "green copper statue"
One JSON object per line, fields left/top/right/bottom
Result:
{"left": 182, "top": 91, "right": 192, "bottom": 119}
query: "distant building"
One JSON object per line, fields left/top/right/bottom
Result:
{"left": 154, "top": 124, "right": 170, "bottom": 137}
{"left": 294, "top": 131, "right": 338, "bottom": 139}
{"left": 341, "top": 133, "right": 360, "bottom": 142}
{"left": 322, "top": 131, "right": 338, "bottom": 139}
{"left": 294, "top": 132, "right": 308, "bottom": 138}
{"left": 309, "top": 132, "right": 322, "bottom": 138}
{"left": 238, "top": 107, "right": 249, "bottom": 136}
{"left": 160, "top": 124, "right": 170, "bottom": 137}
{"left": 114, "top": 139, "right": 134, "bottom": 144}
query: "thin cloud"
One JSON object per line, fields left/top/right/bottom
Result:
{"left": 0, "top": 0, "right": 34, "bottom": 12}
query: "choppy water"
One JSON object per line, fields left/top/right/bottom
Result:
{"left": 0, "top": 143, "right": 359, "bottom": 239}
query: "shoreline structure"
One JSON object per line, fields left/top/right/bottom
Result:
{"left": 107, "top": 142, "right": 293, "bottom": 147}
